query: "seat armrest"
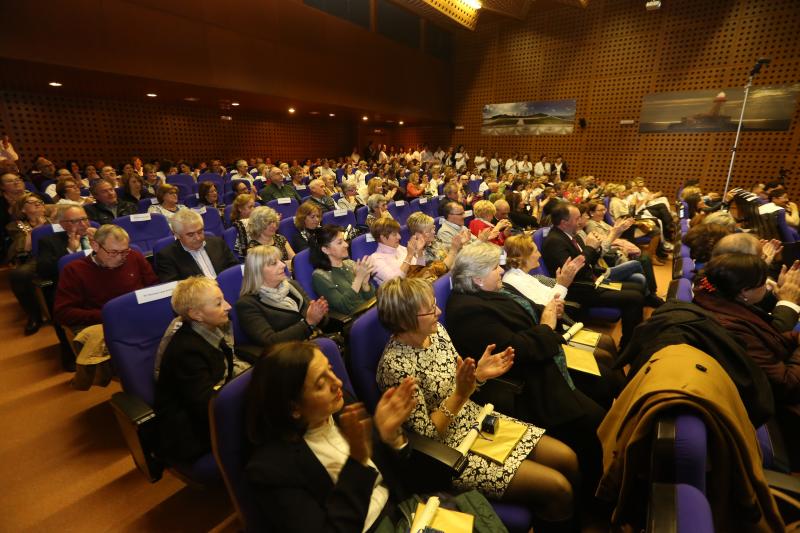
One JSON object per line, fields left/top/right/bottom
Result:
{"left": 471, "top": 376, "right": 524, "bottom": 415}
{"left": 650, "top": 415, "right": 677, "bottom": 484}
{"left": 324, "top": 298, "right": 377, "bottom": 332}
{"left": 109, "top": 392, "right": 163, "bottom": 482}
{"left": 646, "top": 482, "right": 677, "bottom": 533}
{"left": 765, "top": 469, "right": 800, "bottom": 497}
{"left": 33, "top": 278, "right": 54, "bottom": 289}
{"left": 404, "top": 432, "right": 466, "bottom": 492}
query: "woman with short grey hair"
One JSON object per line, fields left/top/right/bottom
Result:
{"left": 245, "top": 206, "right": 295, "bottom": 262}
{"left": 450, "top": 241, "right": 503, "bottom": 293}
{"left": 336, "top": 181, "right": 365, "bottom": 212}
{"left": 365, "top": 193, "right": 392, "bottom": 228}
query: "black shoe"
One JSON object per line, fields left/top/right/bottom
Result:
{"left": 60, "top": 347, "right": 76, "bottom": 372}
{"left": 24, "top": 318, "right": 42, "bottom": 336}
{"left": 645, "top": 295, "right": 666, "bottom": 308}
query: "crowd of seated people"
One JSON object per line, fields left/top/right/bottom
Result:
{"left": 3, "top": 142, "right": 799, "bottom": 531}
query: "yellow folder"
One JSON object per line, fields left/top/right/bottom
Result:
{"left": 563, "top": 344, "right": 601, "bottom": 376}
{"left": 570, "top": 329, "right": 601, "bottom": 348}
{"left": 413, "top": 502, "right": 474, "bottom": 533}
{"left": 469, "top": 418, "right": 528, "bottom": 464}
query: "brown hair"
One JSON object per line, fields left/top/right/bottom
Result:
{"left": 294, "top": 201, "right": 322, "bottom": 230}
{"left": 370, "top": 216, "right": 401, "bottom": 241}
{"left": 503, "top": 234, "right": 536, "bottom": 270}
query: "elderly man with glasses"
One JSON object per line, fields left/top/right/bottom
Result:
{"left": 54, "top": 224, "right": 158, "bottom": 387}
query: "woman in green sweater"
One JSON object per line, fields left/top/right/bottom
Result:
{"left": 310, "top": 225, "right": 376, "bottom": 315}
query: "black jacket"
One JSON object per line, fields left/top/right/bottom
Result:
{"left": 36, "top": 231, "right": 71, "bottom": 280}
{"left": 154, "top": 237, "right": 239, "bottom": 282}
{"left": 446, "top": 289, "right": 589, "bottom": 427}
{"left": 617, "top": 300, "right": 775, "bottom": 427}
{"left": 247, "top": 408, "right": 410, "bottom": 533}
{"left": 84, "top": 200, "right": 137, "bottom": 226}
{"left": 542, "top": 227, "right": 601, "bottom": 282}
{"left": 155, "top": 323, "right": 231, "bottom": 464}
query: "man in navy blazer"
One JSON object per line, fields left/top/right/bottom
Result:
{"left": 155, "top": 209, "right": 239, "bottom": 282}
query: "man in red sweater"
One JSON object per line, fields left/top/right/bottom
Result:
{"left": 54, "top": 224, "right": 159, "bottom": 387}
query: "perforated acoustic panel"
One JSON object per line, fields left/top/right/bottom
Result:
{"left": 0, "top": 91, "right": 355, "bottom": 170}
{"left": 452, "top": 0, "right": 800, "bottom": 198}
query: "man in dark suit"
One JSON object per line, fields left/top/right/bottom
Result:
{"left": 155, "top": 209, "right": 239, "bottom": 282}
{"left": 84, "top": 178, "right": 137, "bottom": 225}
{"left": 542, "top": 202, "right": 644, "bottom": 349}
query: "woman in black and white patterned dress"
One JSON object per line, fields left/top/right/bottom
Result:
{"left": 376, "top": 277, "right": 579, "bottom": 528}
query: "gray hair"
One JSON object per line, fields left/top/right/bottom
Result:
{"left": 451, "top": 242, "right": 501, "bottom": 293}
{"left": 170, "top": 208, "right": 204, "bottom": 234}
{"left": 308, "top": 178, "right": 324, "bottom": 189}
{"left": 94, "top": 224, "right": 129, "bottom": 246}
{"left": 247, "top": 206, "right": 280, "bottom": 240}
{"left": 55, "top": 203, "right": 86, "bottom": 223}
{"left": 406, "top": 211, "right": 434, "bottom": 234}
{"left": 712, "top": 232, "right": 760, "bottom": 257}
{"left": 367, "top": 193, "right": 387, "bottom": 212}
{"left": 342, "top": 181, "right": 357, "bottom": 193}
{"left": 702, "top": 210, "right": 736, "bottom": 230}
{"left": 240, "top": 245, "right": 283, "bottom": 296}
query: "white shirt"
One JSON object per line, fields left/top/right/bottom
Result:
{"left": 503, "top": 268, "right": 568, "bottom": 306}
{"left": 304, "top": 418, "right": 389, "bottom": 533}
{"left": 434, "top": 149, "right": 445, "bottom": 162}
{"left": 533, "top": 161, "right": 551, "bottom": 177}
{"left": 181, "top": 241, "right": 217, "bottom": 279}
{"left": 505, "top": 159, "right": 517, "bottom": 174}
{"left": 473, "top": 155, "right": 487, "bottom": 170}
{"left": 421, "top": 150, "right": 435, "bottom": 164}
{"left": 517, "top": 161, "right": 532, "bottom": 174}
{"left": 454, "top": 152, "right": 468, "bottom": 171}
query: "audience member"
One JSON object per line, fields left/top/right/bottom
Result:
{"left": 119, "top": 173, "right": 152, "bottom": 204}
{"left": 230, "top": 194, "right": 256, "bottom": 257}
{"left": 84, "top": 178, "right": 137, "bottom": 225}
{"left": 364, "top": 193, "right": 392, "bottom": 228}
{"left": 369, "top": 218, "right": 426, "bottom": 286}
{"left": 246, "top": 206, "right": 295, "bottom": 262}
{"left": 155, "top": 276, "right": 249, "bottom": 466}
{"left": 307, "top": 178, "right": 335, "bottom": 212}
{"left": 259, "top": 167, "right": 302, "bottom": 203}
{"left": 406, "top": 211, "right": 468, "bottom": 271}
{"left": 148, "top": 184, "right": 186, "bottom": 220}
{"left": 470, "top": 200, "right": 512, "bottom": 246}
{"left": 291, "top": 201, "right": 322, "bottom": 252}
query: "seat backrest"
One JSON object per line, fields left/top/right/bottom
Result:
{"left": 113, "top": 213, "right": 172, "bottom": 253}
{"left": 348, "top": 307, "right": 391, "bottom": 411}
{"left": 31, "top": 223, "right": 56, "bottom": 257}
{"left": 58, "top": 250, "right": 91, "bottom": 272}
{"left": 387, "top": 200, "right": 414, "bottom": 226}
{"left": 321, "top": 208, "right": 356, "bottom": 229}
{"left": 532, "top": 227, "right": 551, "bottom": 276}
{"left": 223, "top": 226, "right": 241, "bottom": 260}
{"left": 355, "top": 205, "right": 369, "bottom": 225}
{"left": 277, "top": 216, "right": 299, "bottom": 245}
{"left": 432, "top": 273, "right": 452, "bottom": 326}
{"left": 166, "top": 173, "right": 196, "bottom": 188}
{"left": 138, "top": 197, "right": 157, "bottom": 213}
{"left": 467, "top": 179, "right": 482, "bottom": 194}
{"left": 603, "top": 196, "right": 614, "bottom": 224}
{"left": 218, "top": 264, "right": 251, "bottom": 345}
{"left": 224, "top": 204, "right": 235, "bottom": 226}
{"left": 152, "top": 235, "right": 177, "bottom": 269}
{"left": 195, "top": 206, "right": 224, "bottom": 236}
{"left": 292, "top": 248, "right": 317, "bottom": 300}
{"left": 103, "top": 282, "right": 179, "bottom": 405}
{"left": 675, "top": 278, "right": 693, "bottom": 302}
{"left": 265, "top": 198, "right": 299, "bottom": 220}
{"left": 198, "top": 174, "right": 224, "bottom": 193}
{"left": 350, "top": 233, "right": 377, "bottom": 260}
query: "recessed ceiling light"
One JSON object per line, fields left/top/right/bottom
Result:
{"left": 465, "top": 0, "right": 482, "bottom": 8}
{"left": 184, "top": 97, "right": 199, "bottom": 102}
{"left": 329, "top": 113, "right": 335, "bottom": 117}
{"left": 399, "top": 120, "right": 405, "bottom": 125}
{"left": 146, "top": 93, "right": 157, "bottom": 98}
{"left": 309, "top": 111, "right": 319, "bottom": 115}
{"left": 362, "top": 115, "right": 368, "bottom": 121}
{"left": 288, "top": 107, "right": 296, "bottom": 114}
{"left": 220, "top": 115, "right": 233, "bottom": 121}
{"left": 49, "top": 82, "right": 62, "bottom": 87}
{"left": 231, "top": 102, "right": 240, "bottom": 106}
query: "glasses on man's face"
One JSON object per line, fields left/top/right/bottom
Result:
{"left": 450, "top": 211, "right": 465, "bottom": 217}
{"left": 3, "top": 178, "right": 22, "bottom": 185}
{"left": 99, "top": 243, "right": 131, "bottom": 257}
{"left": 417, "top": 298, "right": 438, "bottom": 317}
{"left": 25, "top": 199, "right": 44, "bottom": 206}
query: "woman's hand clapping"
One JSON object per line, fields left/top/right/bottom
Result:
{"left": 305, "top": 297, "right": 329, "bottom": 326}
{"left": 475, "top": 343, "right": 514, "bottom": 382}
{"left": 540, "top": 295, "right": 565, "bottom": 330}
{"left": 454, "top": 356, "right": 477, "bottom": 400}
{"left": 339, "top": 403, "right": 373, "bottom": 465}
{"left": 555, "top": 255, "right": 585, "bottom": 287}
{"left": 374, "top": 376, "right": 417, "bottom": 448}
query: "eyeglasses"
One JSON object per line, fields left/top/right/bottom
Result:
{"left": 98, "top": 243, "right": 131, "bottom": 257}
{"left": 3, "top": 178, "right": 22, "bottom": 184}
{"left": 450, "top": 211, "right": 465, "bottom": 216}
{"left": 25, "top": 199, "right": 45, "bottom": 206}
{"left": 61, "top": 217, "right": 89, "bottom": 224}
{"left": 417, "top": 298, "right": 438, "bottom": 317}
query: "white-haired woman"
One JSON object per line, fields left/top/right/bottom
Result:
{"left": 446, "top": 242, "right": 614, "bottom": 502}
{"left": 246, "top": 205, "right": 295, "bottom": 262}
{"left": 365, "top": 193, "right": 393, "bottom": 228}
{"left": 155, "top": 276, "right": 249, "bottom": 466}
{"left": 376, "top": 277, "right": 578, "bottom": 529}
{"left": 236, "top": 245, "right": 328, "bottom": 352}
{"left": 336, "top": 181, "right": 365, "bottom": 212}
{"left": 406, "top": 211, "right": 469, "bottom": 271}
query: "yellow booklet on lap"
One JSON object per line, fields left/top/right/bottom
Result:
{"left": 570, "top": 329, "right": 601, "bottom": 348}
{"left": 563, "top": 344, "right": 601, "bottom": 376}
{"left": 413, "top": 502, "right": 474, "bottom": 533}
{"left": 599, "top": 281, "right": 623, "bottom": 291}
{"left": 470, "top": 418, "right": 528, "bottom": 464}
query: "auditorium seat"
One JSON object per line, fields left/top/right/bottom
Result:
{"left": 113, "top": 212, "right": 171, "bottom": 254}
{"left": 166, "top": 173, "right": 195, "bottom": 189}
{"left": 387, "top": 200, "right": 414, "bottom": 226}
{"left": 350, "top": 233, "right": 377, "bottom": 261}
{"left": 196, "top": 206, "right": 225, "bottom": 236}
{"left": 291, "top": 248, "right": 317, "bottom": 299}
{"left": 277, "top": 216, "right": 299, "bottom": 245}
{"left": 31, "top": 221, "right": 100, "bottom": 257}
{"left": 355, "top": 205, "right": 369, "bottom": 226}
{"left": 104, "top": 283, "right": 220, "bottom": 485}
{"left": 432, "top": 273, "right": 452, "bottom": 326}
{"left": 265, "top": 198, "right": 299, "bottom": 220}
{"left": 411, "top": 196, "right": 439, "bottom": 218}
{"left": 138, "top": 197, "right": 157, "bottom": 213}
{"left": 222, "top": 227, "right": 241, "bottom": 261}
{"left": 198, "top": 174, "right": 224, "bottom": 193}
{"left": 321, "top": 207, "right": 356, "bottom": 228}
{"left": 217, "top": 264, "right": 250, "bottom": 346}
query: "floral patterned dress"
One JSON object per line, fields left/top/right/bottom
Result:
{"left": 376, "top": 323, "right": 544, "bottom": 498}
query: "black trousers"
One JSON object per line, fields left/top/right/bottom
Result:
{"left": 567, "top": 282, "right": 644, "bottom": 350}
{"left": 9, "top": 261, "right": 40, "bottom": 321}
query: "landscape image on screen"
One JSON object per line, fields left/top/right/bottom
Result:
{"left": 482, "top": 99, "right": 577, "bottom": 136}
{"left": 639, "top": 84, "right": 800, "bottom": 133}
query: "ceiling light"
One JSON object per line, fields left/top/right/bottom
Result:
{"left": 464, "top": 0, "right": 482, "bottom": 8}
{"left": 309, "top": 111, "right": 319, "bottom": 115}
{"left": 288, "top": 107, "right": 296, "bottom": 114}
{"left": 329, "top": 113, "right": 335, "bottom": 117}
{"left": 231, "top": 102, "right": 240, "bottom": 106}
{"left": 48, "top": 82, "right": 62, "bottom": 87}
{"left": 184, "top": 97, "right": 199, "bottom": 102}
{"left": 399, "top": 120, "right": 405, "bottom": 125}
{"left": 220, "top": 115, "right": 232, "bottom": 121}
{"left": 146, "top": 93, "right": 157, "bottom": 98}
{"left": 362, "top": 115, "right": 369, "bottom": 121}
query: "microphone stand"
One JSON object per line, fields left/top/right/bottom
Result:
{"left": 722, "top": 60, "right": 768, "bottom": 202}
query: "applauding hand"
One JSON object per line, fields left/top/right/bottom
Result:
{"left": 475, "top": 343, "right": 514, "bottom": 382}
{"left": 374, "top": 376, "right": 417, "bottom": 448}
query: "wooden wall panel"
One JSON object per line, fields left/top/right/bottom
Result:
{"left": 452, "top": 0, "right": 800, "bottom": 197}
{"left": 0, "top": 91, "right": 355, "bottom": 170}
